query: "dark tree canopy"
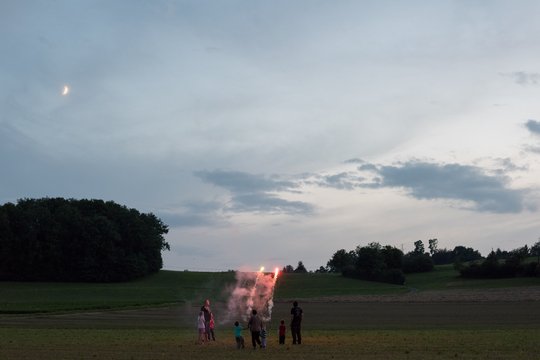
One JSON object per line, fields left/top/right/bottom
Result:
{"left": 402, "top": 252, "right": 434, "bottom": 273}
{"left": 282, "top": 265, "right": 295, "bottom": 273}
{"left": 0, "top": 198, "right": 169, "bottom": 282}
{"left": 342, "top": 243, "right": 405, "bottom": 285}
{"left": 428, "top": 238, "right": 438, "bottom": 255}
{"left": 413, "top": 240, "right": 425, "bottom": 255}
{"left": 532, "top": 240, "right": 540, "bottom": 263}
{"left": 327, "top": 249, "right": 355, "bottom": 273}
{"left": 294, "top": 261, "right": 308, "bottom": 273}
{"left": 459, "top": 245, "right": 539, "bottom": 279}
{"left": 432, "top": 245, "right": 483, "bottom": 265}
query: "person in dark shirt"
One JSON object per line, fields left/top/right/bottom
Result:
{"left": 248, "top": 309, "right": 263, "bottom": 349}
{"left": 201, "top": 299, "right": 212, "bottom": 340}
{"left": 290, "top": 300, "right": 303, "bottom": 344}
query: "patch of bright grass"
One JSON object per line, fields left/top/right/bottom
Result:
{"left": 274, "top": 272, "right": 406, "bottom": 298}
{"left": 405, "top": 264, "right": 540, "bottom": 291}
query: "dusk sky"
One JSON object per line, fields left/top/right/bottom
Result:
{"left": 2, "top": 1, "right": 540, "bottom": 271}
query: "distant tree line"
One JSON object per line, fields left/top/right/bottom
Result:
{"left": 324, "top": 243, "right": 416, "bottom": 285}
{"left": 319, "top": 238, "right": 540, "bottom": 284}
{"left": 458, "top": 243, "right": 540, "bottom": 279}
{"left": 282, "top": 261, "right": 308, "bottom": 274}
{"left": 0, "top": 198, "right": 169, "bottom": 282}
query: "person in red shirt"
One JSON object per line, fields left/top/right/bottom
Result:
{"left": 278, "top": 319, "right": 286, "bottom": 345}
{"left": 209, "top": 312, "right": 216, "bottom": 341}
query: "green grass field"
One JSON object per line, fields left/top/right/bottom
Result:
{"left": 0, "top": 271, "right": 237, "bottom": 313}
{"left": 405, "top": 264, "right": 540, "bottom": 290}
{"left": 1, "top": 328, "right": 539, "bottom": 360}
{"left": 1, "top": 268, "right": 539, "bottom": 359}
{"left": 2, "top": 266, "right": 539, "bottom": 313}
{"left": 1, "top": 270, "right": 411, "bottom": 313}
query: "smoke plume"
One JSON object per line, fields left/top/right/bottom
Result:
{"left": 222, "top": 270, "right": 278, "bottom": 324}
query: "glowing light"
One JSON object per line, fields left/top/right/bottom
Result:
{"left": 274, "top": 267, "right": 279, "bottom": 280}
{"left": 61, "top": 85, "right": 70, "bottom": 96}
{"left": 259, "top": 266, "right": 265, "bottom": 273}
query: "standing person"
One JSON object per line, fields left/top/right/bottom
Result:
{"left": 201, "top": 299, "right": 212, "bottom": 341}
{"left": 278, "top": 319, "right": 286, "bottom": 345}
{"left": 209, "top": 312, "right": 216, "bottom": 341}
{"left": 247, "top": 309, "right": 263, "bottom": 349}
{"left": 290, "top": 300, "right": 303, "bottom": 345}
{"left": 234, "top": 321, "right": 245, "bottom": 349}
{"left": 260, "top": 324, "right": 267, "bottom": 349}
{"left": 197, "top": 311, "right": 206, "bottom": 344}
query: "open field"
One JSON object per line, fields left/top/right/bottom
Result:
{"left": 0, "top": 271, "right": 409, "bottom": 314}
{"left": 1, "top": 299, "right": 540, "bottom": 359}
{"left": 1, "top": 327, "right": 539, "bottom": 360}
{"left": 2, "top": 267, "right": 540, "bottom": 313}
{"left": 1, "top": 269, "right": 540, "bottom": 359}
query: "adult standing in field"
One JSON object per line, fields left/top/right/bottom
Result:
{"left": 290, "top": 300, "right": 303, "bottom": 344}
{"left": 201, "top": 299, "right": 212, "bottom": 341}
{"left": 248, "top": 309, "right": 263, "bottom": 349}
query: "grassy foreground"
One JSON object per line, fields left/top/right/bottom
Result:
{"left": 1, "top": 328, "right": 538, "bottom": 360}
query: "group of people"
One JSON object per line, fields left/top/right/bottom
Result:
{"left": 197, "top": 299, "right": 216, "bottom": 344}
{"left": 197, "top": 299, "right": 303, "bottom": 349}
{"left": 236, "top": 300, "right": 303, "bottom": 349}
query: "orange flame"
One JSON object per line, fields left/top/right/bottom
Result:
{"left": 274, "top": 267, "right": 279, "bottom": 281}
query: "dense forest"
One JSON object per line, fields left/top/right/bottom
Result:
{"left": 0, "top": 198, "right": 169, "bottom": 282}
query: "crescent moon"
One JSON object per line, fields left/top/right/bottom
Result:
{"left": 62, "top": 85, "right": 70, "bottom": 96}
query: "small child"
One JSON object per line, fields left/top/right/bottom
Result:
{"left": 278, "top": 319, "right": 286, "bottom": 345}
{"left": 209, "top": 313, "right": 216, "bottom": 341}
{"left": 197, "top": 311, "right": 206, "bottom": 344}
{"left": 260, "top": 324, "right": 267, "bottom": 349}
{"left": 234, "top": 321, "right": 245, "bottom": 349}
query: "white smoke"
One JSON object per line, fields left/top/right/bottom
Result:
{"left": 222, "top": 270, "right": 278, "bottom": 324}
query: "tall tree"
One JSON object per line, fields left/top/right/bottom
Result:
{"left": 428, "top": 238, "right": 438, "bottom": 255}
{"left": 414, "top": 240, "right": 425, "bottom": 255}
{"left": 531, "top": 239, "right": 540, "bottom": 263}
{"left": 294, "top": 261, "right": 308, "bottom": 273}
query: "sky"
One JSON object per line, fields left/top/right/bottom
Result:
{"left": 2, "top": 1, "right": 540, "bottom": 272}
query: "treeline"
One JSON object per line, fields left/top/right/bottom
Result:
{"left": 459, "top": 245, "right": 540, "bottom": 279}
{"left": 0, "top": 198, "right": 169, "bottom": 282}
{"left": 281, "top": 261, "right": 308, "bottom": 273}
{"left": 321, "top": 241, "right": 436, "bottom": 285}
{"left": 309, "top": 238, "right": 540, "bottom": 284}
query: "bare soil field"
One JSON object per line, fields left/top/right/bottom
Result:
{"left": 2, "top": 287, "right": 539, "bottom": 331}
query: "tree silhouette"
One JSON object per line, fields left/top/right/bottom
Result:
{"left": 0, "top": 198, "right": 169, "bottom": 282}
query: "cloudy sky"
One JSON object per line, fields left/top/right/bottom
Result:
{"left": 2, "top": 1, "right": 540, "bottom": 271}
